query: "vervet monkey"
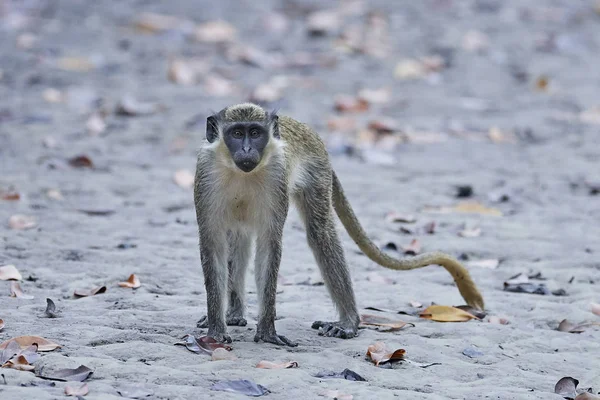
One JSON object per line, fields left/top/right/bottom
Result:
{"left": 194, "top": 103, "right": 484, "bottom": 346}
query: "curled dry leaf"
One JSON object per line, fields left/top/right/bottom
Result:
{"left": 422, "top": 201, "right": 502, "bottom": 216}
{"left": 45, "top": 298, "right": 58, "bottom": 318}
{"left": 175, "top": 334, "right": 232, "bottom": 355}
{"left": 466, "top": 259, "right": 499, "bottom": 269}
{"left": 419, "top": 305, "right": 479, "bottom": 322}
{"left": 401, "top": 239, "right": 421, "bottom": 256}
{"left": 37, "top": 365, "right": 93, "bottom": 382}
{"left": 74, "top": 286, "right": 107, "bottom": 298}
{"left": 68, "top": 155, "right": 94, "bottom": 168}
{"left": 0, "top": 265, "right": 23, "bottom": 281}
{"left": 557, "top": 319, "right": 600, "bottom": 334}
{"left": 256, "top": 360, "right": 298, "bottom": 369}
{"left": 0, "top": 319, "right": 4, "bottom": 331}
{"left": 211, "top": 347, "right": 237, "bottom": 361}
{"left": 454, "top": 305, "right": 487, "bottom": 319}
{"left": 194, "top": 20, "right": 236, "bottom": 43}
{"left": 360, "top": 314, "right": 414, "bottom": 331}
{"left": 554, "top": 377, "right": 579, "bottom": 399}
{"left": 116, "top": 95, "right": 161, "bottom": 116}
{"left": 2, "top": 355, "right": 35, "bottom": 371}
{"left": 366, "top": 342, "right": 406, "bottom": 366}
{"left": 575, "top": 393, "right": 600, "bottom": 400}
{"left": 334, "top": 95, "right": 369, "bottom": 113}
{"left": 319, "top": 390, "right": 353, "bottom": 400}
{"left": 0, "top": 336, "right": 61, "bottom": 352}
{"left": 8, "top": 214, "right": 37, "bottom": 230}
{"left": 65, "top": 383, "right": 89, "bottom": 397}
{"left": 591, "top": 303, "right": 600, "bottom": 317}
{"left": 10, "top": 281, "right": 34, "bottom": 299}
{"left": 385, "top": 212, "right": 416, "bottom": 224}
{"left": 118, "top": 274, "right": 141, "bottom": 289}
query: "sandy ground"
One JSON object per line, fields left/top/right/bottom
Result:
{"left": 1, "top": 0, "right": 600, "bottom": 399}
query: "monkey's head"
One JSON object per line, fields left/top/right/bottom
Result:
{"left": 206, "top": 104, "right": 280, "bottom": 173}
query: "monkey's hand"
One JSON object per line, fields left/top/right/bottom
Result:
{"left": 254, "top": 328, "right": 298, "bottom": 347}
{"left": 197, "top": 316, "right": 232, "bottom": 343}
{"left": 312, "top": 320, "right": 358, "bottom": 339}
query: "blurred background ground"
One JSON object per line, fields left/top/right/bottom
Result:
{"left": 0, "top": 0, "right": 599, "bottom": 399}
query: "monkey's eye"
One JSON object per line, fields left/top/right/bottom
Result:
{"left": 232, "top": 130, "right": 243, "bottom": 138}
{"left": 250, "top": 129, "right": 260, "bottom": 138}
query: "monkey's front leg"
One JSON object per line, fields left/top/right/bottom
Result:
{"left": 253, "top": 225, "right": 298, "bottom": 347}
{"left": 198, "top": 229, "right": 231, "bottom": 343}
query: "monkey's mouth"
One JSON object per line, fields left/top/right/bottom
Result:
{"left": 235, "top": 160, "right": 258, "bottom": 173}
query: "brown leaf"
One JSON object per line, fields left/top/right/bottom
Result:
{"left": 591, "top": 303, "right": 600, "bottom": 317}
{"left": 0, "top": 319, "right": 4, "bottom": 331}
{"left": 334, "top": 95, "right": 369, "bottom": 113}
{"left": 419, "top": 305, "right": 479, "bottom": 322}
{"left": 194, "top": 20, "right": 236, "bottom": 43}
{"left": 68, "top": 155, "right": 94, "bottom": 168}
{"left": 118, "top": 274, "right": 141, "bottom": 289}
{"left": 2, "top": 355, "right": 35, "bottom": 371}
{"left": 211, "top": 347, "right": 237, "bottom": 361}
{"left": 133, "top": 12, "right": 183, "bottom": 34}
{"left": 175, "top": 334, "right": 232, "bottom": 355}
{"left": 401, "top": 239, "right": 421, "bottom": 255}
{"left": 0, "top": 265, "right": 23, "bottom": 281}
{"left": 366, "top": 342, "right": 406, "bottom": 366}
{"left": 454, "top": 305, "right": 487, "bottom": 319}
{"left": 536, "top": 75, "right": 549, "bottom": 92}
{"left": 367, "top": 118, "right": 399, "bottom": 134}
{"left": 0, "top": 336, "right": 61, "bottom": 352}
{"left": 0, "top": 190, "right": 20, "bottom": 201}
{"left": 256, "top": 360, "right": 298, "bottom": 369}
{"left": 10, "top": 282, "right": 34, "bottom": 299}
{"left": 385, "top": 212, "right": 416, "bottom": 224}
{"left": 360, "top": 314, "right": 414, "bottom": 331}
{"left": 168, "top": 58, "right": 209, "bottom": 86}
{"left": 37, "top": 365, "right": 93, "bottom": 382}
{"left": 8, "top": 214, "right": 37, "bottom": 230}
{"left": 575, "top": 393, "right": 600, "bottom": 400}
{"left": 65, "top": 383, "right": 89, "bottom": 396}
{"left": 557, "top": 319, "right": 600, "bottom": 334}
{"left": 466, "top": 259, "right": 499, "bottom": 269}
{"left": 74, "top": 286, "right": 107, "bottom": 298}
{"left": 422, "top": 201, "right": 502, "bottom": 216}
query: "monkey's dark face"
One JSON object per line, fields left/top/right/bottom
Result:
{"left": 222, "top": 122, "right": 269, "bottom": 172}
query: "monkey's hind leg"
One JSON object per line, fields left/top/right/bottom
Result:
{"left": 295, "top": 179, "right": 360, "bottom": 339}
{"left": 226, "top": 230, "right": 252, "bottom": 326}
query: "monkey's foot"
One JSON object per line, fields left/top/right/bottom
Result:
{"left": 196, "top": 315, "right": 209, "bottom": 328}
{"left": 312, "top": 321, "right": 358, "bottom": 339}
{"left": 207, "top": 331, "right": 232, "bottom": 344}
{"left": 254, "top": 331, "right": 298, "bottom": 347}
{"left": 226, "top": 315, "right": 248, "bottom": 326}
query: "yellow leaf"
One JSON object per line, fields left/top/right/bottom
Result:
{"left": 419, "top": 305, "right": 479, "bottom": 322}
{"left": 0, "top": 336, "right": 61, "bottom": 352}
{"left": 118, "top": 274, "right": 141, "bottom": 289}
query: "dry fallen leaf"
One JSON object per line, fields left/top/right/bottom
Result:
{"left": 0, "top": 336, "right": 61, "bottom": 352}
{"left": 38, "top": 365, "right": 93, "bottom": 382}
{"left": 591, "top": 303, "right": 600, "bottom": 317}
{"left": 419, "top": 305, "right": 479, "bottom": 322}
{"left": 401, "top": 239, "right": 421, "bottom": 255}
{"left": 319, "top": 390, "right": 353, "bottom": 400}
{"left": 174, "top": 169, "right": 195, "bottom": 189}
{"left": 575, "top": 393, "right": 600, "bottom": 400}
{"left": 256, "top": 360, "right": 298, "bottom": 369}
{"left": 116, "top": 95, "right": 161, "bottom": 116}
{"left": 118, "top": 274, "right": 141, "bottom": 289}
{"left": 360, "top": 314, "right": 414, "bottom": 331}
{"left": 0, "top": 265, "right": 23, "bottom": 281}
{"left": 366, "top": 342, "right": 406, "bottom": 366}
{"left": 466, "top": 259, "right": 500, "bottom": 269}
{"left": 175, "top": 334, "right": 232, "bottom": 355}
{"left": 194, "top": 20, "right": 236, "bottom": 43}
{"left": 327, "top": 116, "right": 356, "bottom": 132}
{"left": 2, "top": 355, "right": 35, "bottom": 371}
{"left": 557, "top": 319, "right": 600, "bottom": 334}
{"left": 168, "top": 58, "right": 209, "bottom": 86}
{"left": 10, "top": 281, "right": 34, "bottom": 299}
{"left": 422, "top": 201, "right": 502, "bottom": 216}
{"left": 488, "top": 316, "right": 510, "bottom": 325}
{"left": 334, "top": 95, "right": 369, "bottom": 113}
{"left": 74, "top": 286, "right": 107, "bottom": 298}
{"left": 385, "top": 212, "right": 417, "bottom": 224}
{"left": 454, "top": 305, "right": 487, "bottom": 319}
{"left": 68, "top": 155, "right": 94, "bottom": 168}
{"left": 0, "top": 189, "right": 20, "bottom": 201}
{"left": 45, "top": 298, "right": 58, "bottom": 318}
{"left": 211, "top": 347, "right": 237, "bottom": 361}
{"left": 65, "top": 383, "right": 89, "bottom": 397}
{"left": 0, "top": 319, "right": 4, "bottom": 331}
{"left": 458, "top": 226, "right": 482, "bottom": 238}
{"left": 536, "top": 75, "right": 549, "bottom": 92}
{"left": 555, "top": 377, "right": 579, "bottom": 399}
{"left": 8, "top": 214, "right": 37, "bottom": 230}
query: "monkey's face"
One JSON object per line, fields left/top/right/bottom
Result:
{"left": 223, "top": 122, "right": 269, "bottom": 173}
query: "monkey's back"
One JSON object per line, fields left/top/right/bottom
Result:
{"left": 279, "top": 116, "right": 329, "bottom": 164}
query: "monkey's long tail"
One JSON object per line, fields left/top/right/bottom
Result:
{"left": 331, "top": 171, "right": 485, "bottom": 310}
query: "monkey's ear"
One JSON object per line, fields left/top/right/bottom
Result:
{"left": 206, "top": 115, "right": 219, "bottom": 143}
{"left": 270, "top": 113, "right": 280, "bottom": 139}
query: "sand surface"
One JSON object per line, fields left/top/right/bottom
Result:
{"left": 1, "top": 0, "right": 599, "bottom": 399}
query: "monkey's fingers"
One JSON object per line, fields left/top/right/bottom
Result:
{"left": 196, "top": 315, "right": 209, "bottom": 328}
{"left": 254, "top": 333, "right": 298, "bottom": 347}
{"left": 312, "top": 321, "right": 357, "bottom": 339}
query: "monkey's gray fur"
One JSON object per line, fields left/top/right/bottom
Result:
{"left": 194, "top": 103, "right": 484, "bottom": 346}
